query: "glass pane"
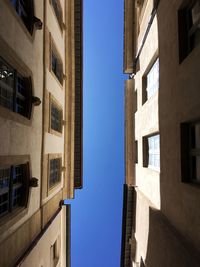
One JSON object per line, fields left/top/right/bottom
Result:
{"left": 10, "top": 0, "right": 17, "bottom": 8}
{"left": 148, "top": 134, "right": 160, "bottom": 169}
{"left": 195, "top": 123, "right": 200, "bottom": 149}
{"left": 196, "top": 156, "right": 200, "bottom": 181}
{"left": 0, "top": 168, "right": 10, "bottom": 190}
{"left": 51, "top": 102, "right": 62, "bottom": 132}
{"left": 12, "top": 165, "right": 23, "bottom": 185}
{"left": 18, "top": 0, "right": 28, "bottom": 23}
{"left": 49, "top": 158, "right": 61, "bottom": 188}
{"left": 52, "top": 0, "right": 62, "bottom": 28}
{"left": 191, "top": 2, "right": 200, "bottom": 25}
{"left": 146, "top": 59, "right": 159, "bottom": 99}
{"left": 0, "top": 58, "right": 14, "bottom": 110}
{"left": 51, "top": 51, "right": 62, "bottom": 83}
{"left": 12, "top": 186, "right": 22, "bottom": 208}
{"left": 15, "top": 75, "right": 26, "bottom": 116}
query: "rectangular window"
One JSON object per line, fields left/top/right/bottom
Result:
{"left": 181, "top": 121, "right": 200, "bottom": 183}
{"left": 49, "top": 158, "right": 61, "bottom": 189}
{"left": 50, "top": 42, "right": 63, "bottom": 85}
{"left": 50, "top": 238, "right": 60, "bottom": 267}
{"left": 0, "top": 164, "right": 29, "bottom": 218}
{"left": 135, "top": 140, "right": 138, "bottom": 164}
{"left": 178, "top": 1, "right": 200, "bottom": 62}
{"left": 51, "top": 0, "right": 63, "bottom": 30}
{"left": 146, "top": 58, "right": 159, "bottom": 100}
{"left": 142, "top": 58, "right": 159, "bottom": 103}
{"left": 134, "top": 89, "right": 137, "bottom": 113}
{"left": 0, "top": 57, "right": 32, "bottom": 119}
{"left": 10, "top": 0, "right": 35, "bottom": 34}
{"left": 143, "top": 134, "right": 160, "bottom": 170}
{"left": 50, "top": 98, "right": 63, "bottom": 134}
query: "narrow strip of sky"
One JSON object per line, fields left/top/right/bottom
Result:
{"left": 67, "top": 1, "right": 126, "bottom": 266}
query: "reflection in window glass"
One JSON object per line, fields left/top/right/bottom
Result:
{"left": 49, "top": 158, "right": 61, "bottom": 189}
{"left": 146, "top": 58, "right": 159, "bottom": 99}
{"left": 148, "top": 134, "right": 160, "bottom": 170}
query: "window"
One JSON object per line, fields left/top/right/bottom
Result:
{"left": 0, "top": 57, "right": 32, "bottom": 119}
{"left": 0, "top": 163, "right": 29, "bottom": 218}
{"left": 49, "top": 158, "right": 62, "bottom": 189}
{"left": 10, "top": 0, "right": 34, "bottom": 34}
{"left": 51, "top": 0, "right": 63, "bottom": 30}
{"left": 50, "top": 40, "right": 63, "bottom": 85}
{"left": 50, "top": 99, "right": 63, "bottom": 134}
{"left": 134, "top": 89, "right": 137, "bottom": 113}
{"left": 135, "top": 140, "right": 138, "bottom": 164}
{"left": 143, "top": 134, "right": 160, "bottom": 170}
{"left": 181, "top": 121, "right": 200, "bottom": 183}
{"left": 178, "top": 0, "right": 200, "bottom": 62}
{"left": 50, "top": 238, "right": 60, "bottom": 267}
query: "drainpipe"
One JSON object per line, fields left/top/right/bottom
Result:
{"left": 133, "top": 0, "right": 160, "bottom": 73}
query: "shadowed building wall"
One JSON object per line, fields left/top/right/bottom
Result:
{"left": 121, "top": 0, "right": 200, "bottom": 266}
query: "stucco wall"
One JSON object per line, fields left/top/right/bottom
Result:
{"left": 0, "top": 0, "right": 43, "bottom": 241}
{"left": 158, "top": 0, "right": 200, "bottom": 252}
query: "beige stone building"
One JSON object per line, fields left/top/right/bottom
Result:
{"left": 0, "top": 0, "right": 82, "bottom": 266}
{"left": 121, "top": 0, "right": 200, "bottom": 266}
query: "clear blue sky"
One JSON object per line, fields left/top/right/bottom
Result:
{"left": 66, "top": 1, "right": 126, "bottom": 266}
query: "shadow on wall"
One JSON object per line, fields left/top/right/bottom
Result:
{"left": 145, "top": 208, "right": 200, "bottom": 267}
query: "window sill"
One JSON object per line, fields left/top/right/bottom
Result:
{"left": 0, "top": 106, "right": 32, "bottom": 126}
{"left": 50, "top": 69, "right": 64, "bottom": 89}
{"left": 143, "top": 165, "right": 160, "bottom": 173}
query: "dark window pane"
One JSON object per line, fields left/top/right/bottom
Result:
{"left": 0, "top": 57, "right": 32, "bottom": 119}
{"left": 15, "top": 75, "right": 26, "bottom": 116}
{"left": 51, "top": 102, "right": 62, "bottom": 133}
{"left": 49, "top": 158, "right": 61, "bottom": 188}
{"left": 51, "top": 0, "right": 62, "bottom": 28}
{"left": 0, "top": 58, "right": 14, "bottom": 110}
{"left": 12, "top": 165, "right": 23, "bottom": 185}
{"left": 10, "top": 0, "right": 34, "bottom": 34}
{"left": 51, "top": 51, "right": 63, "bottom": 83}
{"left": 12, "top": 186, "right": 22, "bottom": 208}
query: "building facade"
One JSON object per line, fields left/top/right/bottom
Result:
{"left": 0, "top": 0, "right": 82, "bottom": 266}
{"left": 121, "top": 0, "right": 200, "bottom": 266}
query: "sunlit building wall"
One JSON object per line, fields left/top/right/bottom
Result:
{"left": 0, "top": 0, "right": 82, "bottom": 266}
{"left": 122, "top": 0, "right": 200, "bottom": 266}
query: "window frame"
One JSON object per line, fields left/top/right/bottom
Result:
{"left": 49, "top": 94, "right": 63, "bottom": 136}
{"left": 49, "top": 36, "right": 64, "bottom": 86}
{"left": 143, "top": 133, "right": 160, "bottom": 171}
{"left": 10, "top": 0, "right": 35, "bottom": 35}
{"left": 181, "top": 120, "right": 200, "bottom": 184}
{"left": 142, "top": 57, "right": 159, "bottom": 104}
{"left": 50, "top": 0, "right": 63, "bottom": 32}
{"left": 48, "top": 154, "right": 62, "bottom": 194}
{"left": 178, "top": 0, "right": 200, "bottom": 63}
{"left": 0, "top": 56, "right": 33, "bottom": 120}
{"left": 0, "top": 162, "right": 30, "bottom": 219}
